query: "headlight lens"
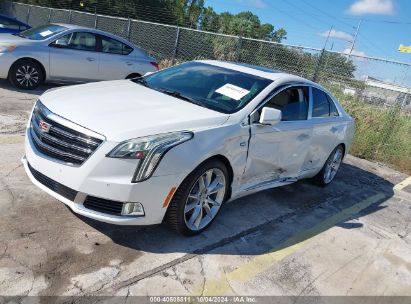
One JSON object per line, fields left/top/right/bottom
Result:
{"left": 107, "top": 131, "right": 193, "bottom": 182}
{"left": 0, "top": 44, "right": 17, "bottom": 53}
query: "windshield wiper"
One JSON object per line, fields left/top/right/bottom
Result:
{"left": 160, "top": 90, "right": 204, "bottom": 107}
{"left": 132, "top": 77, "right": 150, "bottom": 87}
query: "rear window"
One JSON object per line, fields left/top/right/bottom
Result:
{"left": 312, "top": 87, "right": 339, "bottom": 118}
{"left": 101, "top": 35, "right": 133, "bottom": 55}
{"left": 16, "top": 24, "right": 67, "bottom": 40}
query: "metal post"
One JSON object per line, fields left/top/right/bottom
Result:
{"left": 313, "top": 49, "right": 325, "bottom": 82}
{"left": 235, "top": 36, "right": 242, "bottom": 62}
{"left": 127, "top": 18, "right": 131, "bottom": 41}
{"left": 26, "top": 6, "right": 31, "bottom": 24}
{"left": 94, "top": 7, "right": 97, "bottom": 28}
{"left": 47, "top": 8, "right": 52, "bottom": 23}
{"left": 68, "top": 10, "right": 72, "bottom": 24}
{"left": 172, "top": 27, "right": 180, "bottom": 65}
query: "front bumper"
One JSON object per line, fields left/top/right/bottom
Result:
{"left": 23, "top": 130, "right": 186, "bottom": 225}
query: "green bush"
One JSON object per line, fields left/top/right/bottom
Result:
{"left": 329, "top": 85, "right": 411, "bottom": 174}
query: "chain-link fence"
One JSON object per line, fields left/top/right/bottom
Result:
{"left": 1, "top": 1, "right": 410, "bottom": 172}
{"left": 2, "top": 1, "right": 410, "bottom": 112}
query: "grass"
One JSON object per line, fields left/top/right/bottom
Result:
{"left": 329, "top": 85, "right": 411, "bottom": 175}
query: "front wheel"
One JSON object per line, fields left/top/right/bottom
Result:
{"left": 165, "top": 159, "right": 229, "bottom": 236}
{"left": 9, "top": 60, "right": 43, "bottom": 90}
{"left": 313, "top": 145, "right": 344, "bottom": 187}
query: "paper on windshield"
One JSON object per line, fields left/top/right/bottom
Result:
{"left": 39, "top": 30, "right": 53, "bottom": 37}
{"left": 215, "top": 84, "right": 250, "bottom": 101}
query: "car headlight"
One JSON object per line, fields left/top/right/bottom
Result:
{"left": 107, "top": 131, "right": 194, "bottom": 182}
{"left": 0, "top": 44, "right": 16, "bottom": 53}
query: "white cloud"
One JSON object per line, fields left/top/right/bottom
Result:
{"left": 319, "top": 29, "right": 353, "bottom": 41}
{"left": 235, "top": 0, "right": 268, "bottom": 9}
{"left": 344, "top": 48, "right": 367, "bottom": 57}
{"left": 348, "top": 0, "right": 395, "bottom": 15}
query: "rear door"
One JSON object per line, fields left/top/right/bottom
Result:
{"left": 304, "top": 87, "right": 341, "bottom": 171}
{"left": 97, "top": 35, "right": 135, "bottom": 80}
{"left": 242, "top": 85, "right": 313, "bottom": 188}
{"left": 49, "top": 31, "right": 99, "bottom": 82}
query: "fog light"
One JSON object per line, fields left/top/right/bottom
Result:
{"left": 122, "top": 202, "right": 145, "bottom": 216}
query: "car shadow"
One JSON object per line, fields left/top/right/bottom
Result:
{"left": 77, "top": 162, "right": 395, "bottom": 256}
{"left": 0, "top": 79, "right": 63, "bottom": 95}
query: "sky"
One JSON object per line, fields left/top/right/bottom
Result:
{"left": 205, "top": 0, "right": 411, "bottom": 85}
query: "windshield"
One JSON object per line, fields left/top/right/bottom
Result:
{"left": 15, "top": 24, "right": 67, "bottom": 40}
{"left": 136, "top": 62, "right": 272, "bottom": 114}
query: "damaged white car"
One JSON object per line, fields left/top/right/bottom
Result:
{"left": 23, "top": 60, "right": 355, "bottom": 235}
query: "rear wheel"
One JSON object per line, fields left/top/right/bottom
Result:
{"left": 165, "top": 159, "right": 229, "bottom": 236}
{"left": 313, "top": 145, "right": 344, "bottom": 187}
{"left": 9, "top": 60, "right": 44, "bottom": 90}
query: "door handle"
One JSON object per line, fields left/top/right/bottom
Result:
{"left": 125, "top": 62, "right": 133, "bottom": 66}
{"left": 86, "top": 57, "right": 96, "bottom": 62}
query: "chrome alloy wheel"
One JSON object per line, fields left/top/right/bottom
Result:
{"left": 16, "top": 65, "right": 39, "bottom": 88}
{"left": 323, "top": 147, "right": 343, "bottom": 184}
{"left": 184, "top": 168, "right": 226, "bottom": 231}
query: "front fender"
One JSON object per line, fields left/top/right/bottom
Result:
{"left": 153, "top": 124, "right": 249, "bottom": 192}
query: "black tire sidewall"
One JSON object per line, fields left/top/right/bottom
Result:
{"left": 10, "top": 60, "right": 43, "bottom": 90}
{"left": 166, "top": 159, "right": 229, "bottom": 236}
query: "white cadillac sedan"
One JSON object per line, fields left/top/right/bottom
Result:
{"left": 23, "top": 60, "right": 355, "bottom": 235}
{"left": 0, "top": 23, "right": 159, "bottom": 89}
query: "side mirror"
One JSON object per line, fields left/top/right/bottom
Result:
{"left": 259, "top": 107, "right": 281, "bottom": 125}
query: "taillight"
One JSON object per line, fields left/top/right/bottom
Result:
{"left": 150, "top": 62, "right": 160, "bottom": 71}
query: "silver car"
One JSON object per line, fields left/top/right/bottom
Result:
{"left": 0, "top": 23, "right": 159, "bottom": 89}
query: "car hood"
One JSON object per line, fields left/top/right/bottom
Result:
{"left": 40, "top": 80, "right": 230, "bottom": 142}
{"left": 0, "top": 33, "right": 31, "bottom": 43}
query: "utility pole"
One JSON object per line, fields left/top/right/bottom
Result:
{"left": 348, "top": 20, "right": 362, "bottom": 58}
{"left": 323, "top": 25, "right": 333, "bottom": 50}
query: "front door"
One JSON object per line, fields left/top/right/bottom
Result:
{"left": 49, "top": 31, "right": 99, "bottom": 82}
{"left": 242, "top": 86, "right": 313, "bottom": 188}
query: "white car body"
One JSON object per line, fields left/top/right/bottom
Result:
{"left": 23, "top": 60, "right": 355, "bottom": 227}
{"left": 0, "top": 23, "right": 157, "bottom": 85}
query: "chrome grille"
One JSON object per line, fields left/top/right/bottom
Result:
{"left": 30, "top": 101, "right": 103, "bottom": 166}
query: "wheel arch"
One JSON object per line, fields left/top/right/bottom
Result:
{"left": 8, "top": 57, "right": 47, "bottom": 81}
{"left": 126, "top": 73, "right": 142, "bottom": 79}
{"left": 180, "top": 154, "right": 234, "bottom": 202}
{"left": 337, "top": 142, "right": 346, "bottom": 158}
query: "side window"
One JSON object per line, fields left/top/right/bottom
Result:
{"left": 327, "top": 95, "right": 340, "bottom": 116}
{"left": 0, "top": 17, "right": 20, "bottom": 30}
{"left": 264, "top": 86, "right": 309, "bottom": 121}
{"left": 101, "top": 35, "right": 133, "bottom": 55}
{"left": 52, "top": 33, "right": 72, "bottom": 47}
{"left": 67, "top": 32, "right": 97, "bottom": 52}
{"left": 312, "top": 87, "right": 330, "bottom": 117}
{"left": 312, "top": 87, "right": 340, "bottom": 117}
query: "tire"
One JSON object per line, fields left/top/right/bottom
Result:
{"left": 126, "top": 73, "right": 141, "bottom": 80}
{"left": 313, "top": 145, "right": 344, "bottom": 187}
{"left": 165, "top": 159, "right": 229, "bottom": 236}
{"left": 9, "top": 60, "right": 44, "bottom": 90}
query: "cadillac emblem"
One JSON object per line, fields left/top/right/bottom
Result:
{"left": 39, "top": 120, "right": 51, "bottom": 133}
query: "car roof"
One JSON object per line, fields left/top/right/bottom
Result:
{"left": 197, "top": 60, "right": 316, "bottom": 84}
